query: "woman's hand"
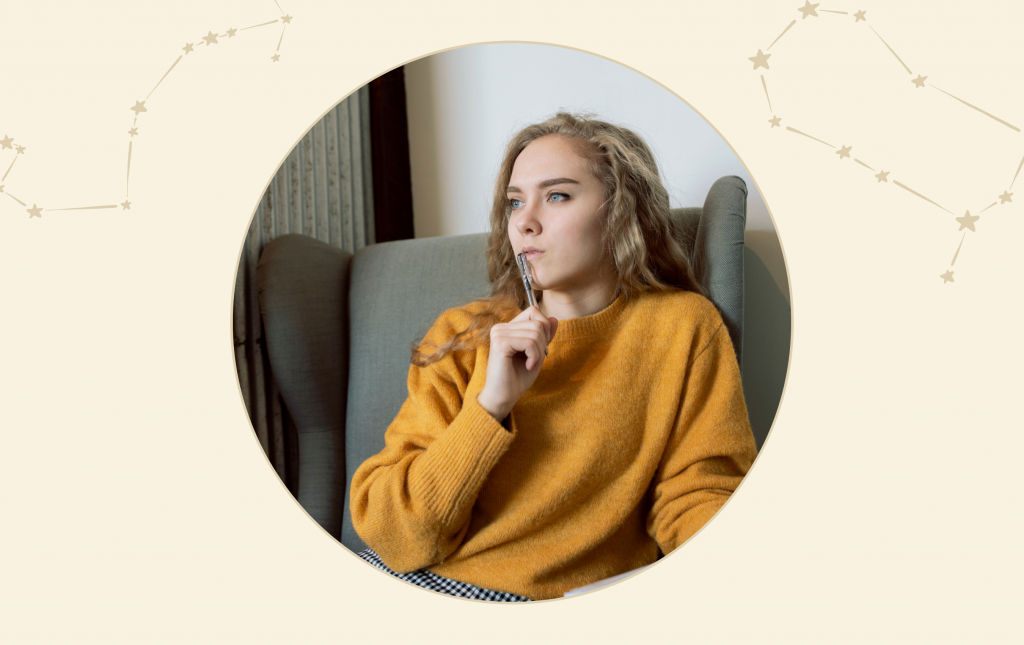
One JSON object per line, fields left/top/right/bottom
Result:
{"left": 476, "top": 306, "right": 557, "bottom": 421}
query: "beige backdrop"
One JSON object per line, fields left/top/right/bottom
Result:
{"left": 1, "top": 0, "right": 1021, "bottom": 642}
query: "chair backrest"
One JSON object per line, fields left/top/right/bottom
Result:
{"left": 673, "top": 175, "right": 748, "bottom": 366}
{"left": 257, "top": 175, "right": 747, "bottom": 551}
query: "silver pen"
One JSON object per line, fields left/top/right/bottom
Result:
{"left": 516, "top": 252, "right": 547, "bottom": 357}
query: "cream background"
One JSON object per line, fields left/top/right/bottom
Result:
{"left": 0, "top": 0, "right": 1021, "bottom": 642}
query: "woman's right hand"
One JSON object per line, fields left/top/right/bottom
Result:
{"left": 476, "top": 305, "right": 557, "bottom": 421}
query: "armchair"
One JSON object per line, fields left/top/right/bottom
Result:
{"left": 256, "top": 175, "right": 748, "bottom": 551}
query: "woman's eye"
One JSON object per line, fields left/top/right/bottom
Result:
{"left": 509, "top": 199, "right": 524, "bottom": 210}
{"left": 549, "top": 192, "right": 569, "bottom": 203}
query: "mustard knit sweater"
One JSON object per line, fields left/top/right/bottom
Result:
{"left": 349, "top": 289, "right": 758, "bottom": 600}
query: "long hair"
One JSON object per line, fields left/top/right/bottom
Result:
{"left": 411, "top": 111, "right": 705, "bottom": 366}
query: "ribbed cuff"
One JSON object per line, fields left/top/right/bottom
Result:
{"left": 409, "top": 394, "right": 517, "bottom": 525}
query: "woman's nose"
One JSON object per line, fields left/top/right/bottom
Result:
{"left": 515, "top": 201, "right": 541, "bottom": 236}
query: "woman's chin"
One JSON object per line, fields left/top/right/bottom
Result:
{"left": 530, "top": 273, "right": 558, "bottom": 293}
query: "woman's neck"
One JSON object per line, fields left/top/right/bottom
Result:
{"left": 539, "top": 280, "right": 618, "bottom": 321}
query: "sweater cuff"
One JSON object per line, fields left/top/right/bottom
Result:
{"left": 409, "top": 394, "right": 516, "bottom": 524}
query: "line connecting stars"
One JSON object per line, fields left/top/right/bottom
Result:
{"left": 6, "top": 9, "right": 296, "bottom": 222}
{"left": 750, "top": 7, "right": 1016, "bottom": 284}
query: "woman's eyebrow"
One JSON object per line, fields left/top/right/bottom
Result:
{"left": 506, "top": 177, "right": 580, "bottom": 193}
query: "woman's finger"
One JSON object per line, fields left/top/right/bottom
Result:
{"left": 492, "top": 330, "right": 548, "bottom": 370}
{"left": 492, "top": 326, "right": 547, "bottom": 353}
{"left": 508, "top": 306, "right": 558, "bottom": 344}
{"left": 512, "top": 306, "right": 550, "bottom": 329}
{"left": 492, "top": 333, "right": 547, "bottom": 364}
{"left": 509, "top": 305, "right": 541, "bottom": 323}
{"left": 497, "top": 320, "right": 548, "bottom": 338}
{"left": 492, "top": 327, "right": 548, "bottom": 350}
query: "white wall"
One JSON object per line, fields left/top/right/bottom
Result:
{"left": 403, "top": 43, "right": 789, "bottom": 301}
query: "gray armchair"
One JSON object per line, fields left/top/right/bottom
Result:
{"left": 256, "top": 175, "right": 748, "bottom": 552}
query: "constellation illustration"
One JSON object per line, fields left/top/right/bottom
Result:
{"left": 750, "top": 3, "right": 1019, "bottom": 284}
{"left": 1, "top": 1, "right": 293, "bottom": 219}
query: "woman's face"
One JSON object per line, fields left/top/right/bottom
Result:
{"left": 506, "top": 134, "right": 613, "bottom": 296}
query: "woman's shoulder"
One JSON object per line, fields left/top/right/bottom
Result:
{"left": 632, "top": 288, "right": 725, "bottom": 331}
{"left": 435, "top": 297, "right": 512, "bottom": 327}
{"left": 419, "top": 297, "right": 513, "bottom": 348}
{"left": 627, "top": 290, "right": 732, "bottom": 363}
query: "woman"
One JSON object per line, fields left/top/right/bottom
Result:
{"left": 349, "top": 112, "right": 758, "bottom": 601}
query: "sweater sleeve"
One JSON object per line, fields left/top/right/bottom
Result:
{"left": 348, "top": 321, "right": 516, "bottom": 573}
{"left": 647, "top": 321, "right": 758, "bottom": 554}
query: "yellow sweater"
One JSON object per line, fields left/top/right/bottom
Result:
{"left": 349, "top": 289, "right": 758, "bottom": 600}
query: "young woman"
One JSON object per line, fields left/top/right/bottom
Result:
{"left": 349, "top": 112, "right": 758, "bottom": 602}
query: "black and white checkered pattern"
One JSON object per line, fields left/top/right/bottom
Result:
{"left": 356, "top": 548, "right": 533, "bottom": 602}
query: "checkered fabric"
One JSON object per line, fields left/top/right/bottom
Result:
{"left": 356, "top": 548, "right": 533, "bottom": 602}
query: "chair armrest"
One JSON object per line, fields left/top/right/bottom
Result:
{"left": 257, "top": 233, "right": 352, "bottom": 539}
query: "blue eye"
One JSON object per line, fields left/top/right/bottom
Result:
{"left": 509, "top": 199, "right": 523, "bottom": 210}
{"left": 550, "top": 192, "right": 568, "bottom": 202}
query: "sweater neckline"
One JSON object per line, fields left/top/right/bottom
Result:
{"left": 547, "top": 293, "right": 628, "bottom": 341}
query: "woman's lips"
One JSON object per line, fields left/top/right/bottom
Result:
{"left": 524, "top": 251, "right": 542, "bottom": 259}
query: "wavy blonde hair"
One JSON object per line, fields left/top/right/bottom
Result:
{"left": 411, "top": 111, "right": 705, "bottom": 366}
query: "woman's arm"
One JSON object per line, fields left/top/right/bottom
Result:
{"left": 348, "top": 320, "right": 516, "bottom": 573}
{"left": 646, "top": 321, "right": 759, "bottom": 554}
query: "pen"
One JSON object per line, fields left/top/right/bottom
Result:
{"left": 516, "top": 252, "right": 547, "bottom": 357}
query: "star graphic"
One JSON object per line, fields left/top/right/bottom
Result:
{"left": 854, "top": 9, "right": 867, "bottom": 21}
{"left": 956, "top": 210, "right": 979, "bottom": 232}
{"left": 131, "top": 100, "right": 148, "bottom": 115}
{"left": 27, "top": 204, "right": 43, "bottom": 218}
{"left": 748, "top": 49, "right": 771, "bottom": 70}
{"left": 183, "top": 43, "right": 194, "bottom": 54}
{"left": 836, "top": 145, "right": 852, "bottom": 160}
{"left": 227, "top": 28, "right": 237, "bottom": 37}
{"left": 202, "top": 31, "right": 219, "bottom": 45}
{"left": 16, "top": 145, "right": 25, "bottom": 154}
{"left": 271, "top": 54, "right": 281, "bottom": 62}
{"left": 875, "top": 170, "right": 890, "bottom": 182}
{"left": 998, "top": 190, "right": 1012, "bottom": 204}
{"left": 769, "top": 116, "right": 782, "bottom": 128}
{"left": 940, "top": 270, "right": 954, "bottom": 283}
{"left": 121, "top": 200, "right": 131, "bottom": 210}
{"left": 281, "top": 14, "right": 293, "bottom": 23}
{"left": 912, "top": 75, "right": 927, "bottom": 88}
{"left": 0, "top": 135, "right": 12, "bottom": 149}
{"left": 797, "top": 1, "right": 820, "bottom": 19}
{"left": 128, "top": 127, "right": 138, "bottom": 137}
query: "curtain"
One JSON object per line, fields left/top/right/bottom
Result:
{"left": 233, "top": 87, "right": 375, "bottom": 493}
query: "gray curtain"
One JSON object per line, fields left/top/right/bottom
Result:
{"left": 233, "top": 87, "right": 375, "bottom": 491}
